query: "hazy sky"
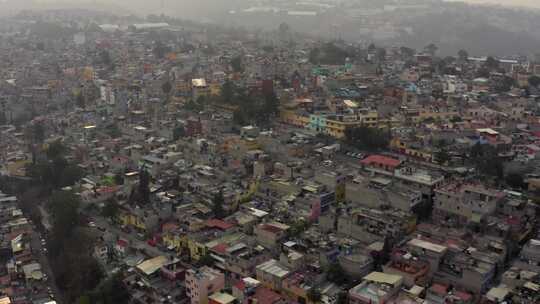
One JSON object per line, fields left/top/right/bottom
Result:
{"left": 450, "top": 0, "right": 540, "bottom": 8}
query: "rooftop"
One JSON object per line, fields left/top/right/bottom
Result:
{"left": 407, "top": 238, "right": 447, "bottom": 254}
{"left": 256, "top": 259, "right": 290, "bottom": 278}
{"left": 136, "top": 256, "right": 169, "bottom": 276}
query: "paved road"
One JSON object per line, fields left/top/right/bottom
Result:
{"left": 31, "top": 228, "right": 63, "bottom": 304}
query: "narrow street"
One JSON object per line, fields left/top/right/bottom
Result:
{"left": 30, "top": 225, "right": 63, "bottom": 303}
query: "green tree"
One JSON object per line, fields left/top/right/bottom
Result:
{"left": 336, "top": 291, "right": 348, "bottom": 304}
{"left": 106, "top": 123, "right": 122, "bottom": 138}
{"left": 263, "top": 91, "right": 280, "bottom": 118}
{"left": 326, "top": 263, "right": 347, "bottom": 285}
{"left": 376, "top": 48, "right": 387, "bottom": 62}
{"left": 138, "top": 169, "right": 151, "bottom": 203}
{"left": 161, "top": 81, "right": 172, "bottom": 96}
{"left": 400, "top": 46, "right": 416, "bottom": 61}
{"left": 0, "top": 110, "right": 6, "bottom": 125}
{"left": 344, "top": 126, "right": 390, "bottom": 151}
{"left": 424, "top": 43, "right": 438, "bottom": 56}
{"left": 309, "top": 48, "right": 321, "bottom": 64}
{"left": 100, "top": 50, "right": 112, "bottom": 66}
{"left": 230, "top": 56, "right": 243, "bottom": 73}
{"left": 434, "top": 149, "right": 451, "bottom": 165}
{"left": 289, "top": 218, "right": 309, "bottom": 237}
{"left": 173, "top": 125, "right": 186, "bottom": 140}
{"left": 76, "top": 92, "right": 86, "bottom": 109}
{"left": 78, "top": 295, "right": 91, "bottom": 304}
{"left": 485, "top": 56, "right": 499, "bottom": 70}
{"left": 30, "top": 122, "right": 46, "bottom": 143}
{"left": 36, "top": 41, "right": 45, "bottom": 51}
{"left": 114, "top": 172, "right": 124, "bottom": 185}
{"left": 87, "top": 274, "right": 130, "bottom": 304}
{"left": 221, "top": 80, "right": 235, "bottom": 104}
{"left": 153, "top": 41, "right": 170, "bottom": 59}
{"left": 469, "top": 144, "right": 504, "bottom": 181}
{"left": 102, "top": 198, "right": 120, "bottom": 219}
{"left": 458, "top": 49, "right": 469, "bottom": 62}
{"left": 528, "top": 75, "right": 540, "bottom": 88}
{"left": 212, "top": 191, "right": 226, "bottom": 219}
{"left": 494, "top": 76, "right": 515, "bottom": 93}
{"left": 505, "top": 173, "right": 526, "bottom": 189}
{"left": 307, "top": 288, "right": 322, "bottom": 303}
{"left": 197, "top": 253, "right": 215, "bottom": 267}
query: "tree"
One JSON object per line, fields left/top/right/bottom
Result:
{"left": 161, "top": 81, "right": 172, "bottom": 96}
{"left": 76, "top": 92, "right": 86, "bottom": 109}
{"left": 85, "top": 274, "right": 130, "bottom": 304}
{"left": 307, "top": 288, "right": 322, "bottom": 303}
{"left": 197, "top": 253, "right": 215, "bottom": 267}
{"left": 106, "top": 123, "right": 122, "bottom": 138}
{"left": 153, "top": 41, "right": 170, "bottom": 59}
{"left": 138, "top": 169, "right": 151, "bottom": 203}
{"left": 212, "top": 191, "right": 226, "bottom": 219}
{"left": 345, "top": 126, "right": 390, "bottom": 151}
{"left": 424, "top": 43, "right": 438, "bottom": 56}
{"left": 485, "top": 56, "right": 499, "bottom": 70}
{"left": 114, "top": 172, "right": 124, "bottom": 185}
{"left": 309, "top": 48, "right": 321, "bottom": 64}
{"left": 505, "top": 173, "right": 526, "bottom": 189}
{"left": 528, "top": 75, "right": 540, "bottom": 88}
{"left": 469, "top": 144, "right": 504, "bottom": 181}
{"left": 36, "top": 41, "right": 45, "bottom": 51}
{"left": 173, "top": 125, "right": 186, "bottom": 140}
{"left": 263, "top": 91, "right": 280, "bottom": 118}
{"left": 32, "top": 122, "right": 46, "bottom": 143}
{"left": 100, "top": 50, "right": 112, "bottom": 66}
{"left": 278, "top": 22, "right": 290, "bottom": 34}
{"left": 230, "top": 56, "right": 243, "bottom": 73}
{"left": 376, "top": 48, "right": 387, "bottom": 62}
{"left": 48, "top": 191, "right": 81, "bottom": 243}
{"left": 434, "top": 149, "right": 451, "bottom": 165}
{"left": 458, "top": 49, "right": 469, "bottom": 62}
{"left": 400, "top": 46, "right": 416, "bottom": 61}
{"left": 102, "top": 198, "right": 120, "bottom": 219}
{"left": 326, "top": 263, "right": 347, "bottom": 285}
{"left": 290, "top": 218, "right": 309, "bottom": 237}
{"left": 221, "top": 80, "right": 235, "bottom": 104}
{"left": 0, "top": 110, "right": 6, "bottom": 125}
{"left": 336, "top": 292, "right": 348, "bottom": 304}
{"left": 494, "top": 75, "right": 515, "bottom": 93}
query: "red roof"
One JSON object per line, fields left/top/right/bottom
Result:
{"left": 260, "top": 224, "right": 283, "bottom": 234}
{"left": 254, "top": 287, "right": 284, "bottom": 304}
{"left": 234, "top": 280, "right": 246, "bottom": 291}
{"left": 162, "top": 222, "right": 179, "bottom": 232}
{"left": 455, "top": 291, "right": 472, "bottom": 301}
{"left": 360, "top": 155, "right": 401, "bottom": 168}
{"left": 430, "top": 283, "right": 448, "bottom": 296}
{"left": 211, "top": 243, "right": 228, "bottom": 254}
{"left": 205, "top": 219, "right": 235, "bottom": 230}
{"left": 117, "top": 239, "right": 128, "bottom": 247}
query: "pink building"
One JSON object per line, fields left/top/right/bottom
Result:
{"left": 186, "top": 267, "right": 225, "bottom": 304}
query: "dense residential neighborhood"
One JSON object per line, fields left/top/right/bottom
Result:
{"left": 1, "top": 6, "right": 540, "bottom": 304}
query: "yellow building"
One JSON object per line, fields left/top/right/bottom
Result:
{"left": 280, "top": 110, "right": 310, "bottom": 128}
{"left": 325, "top": 111, "right": 379, "bottom": 139}
{"left": 118, "top": 210, "right": 147, "bottom": 231}
{"left": 209, "top": 83, "right": 222, "bottom": 96}
{"left": 390, "top": 138, "right": 433, "bottom": 162}
{"left": 418, "top": 109, "right": 459, "bottom": 122}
